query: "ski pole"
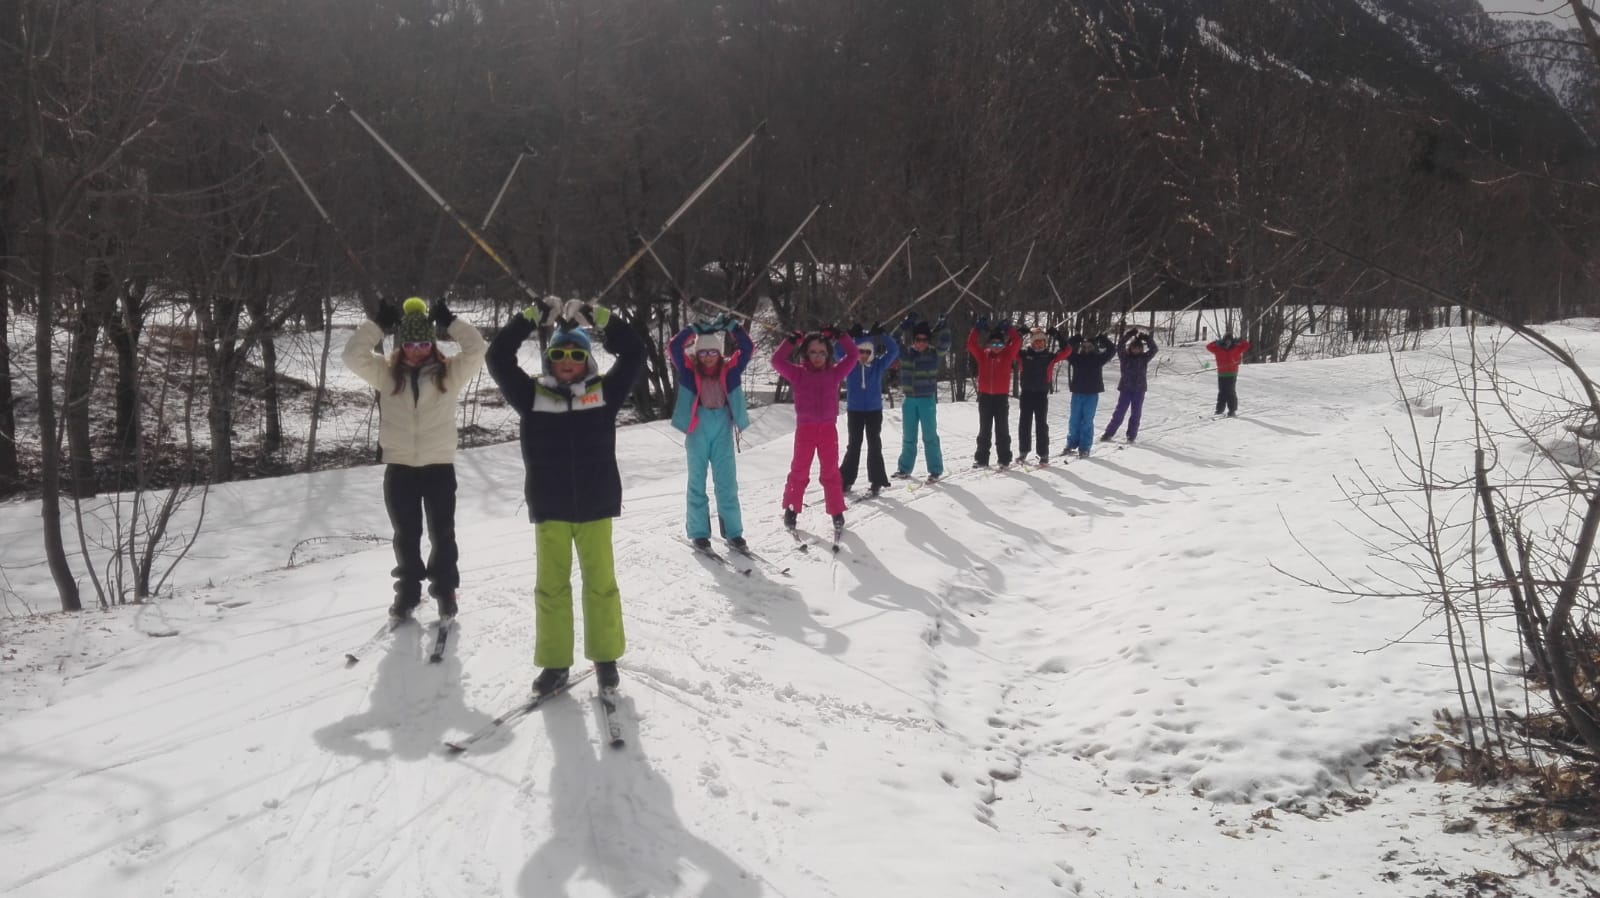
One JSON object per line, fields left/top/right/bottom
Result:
{"left": 444, "top": 143, "right": 536, "bottom": 291}
{"left": 841, "top": 228, "right": 917, "bottom": 319}
{"left": 882, "top": 263, "right": 970, "bottom": 324}
{"left": 1072, "top": 271, "right": 1133, "bottom": 316}
{"left": 1126, "top": 283, "right": 1161, "bottom": 318}
{"left": 940, "top": 259, "right": 992, "bottom": 318}
{"left": 331, "top": 94, "right": 547, "bottom": 308}
{"left": 596, "top": 121, "right": 769, "bottom": 301}
{"left": 935, "top": 256, "right": 993, "bottom": 308}
{"left": 732, "top": 202, "right": 824, "bottom": 307}
{"left": 1045, "top": 274, "right": 1066, "bottom": 315}
{"left": 262, "top": 126, "right": 385, "bottom": 315}
{"left": 1249, "top": 290, "right": 1290, "bottom": 326}
{"left": 1016, "top": 239, "right": 1037, "bottom": 287}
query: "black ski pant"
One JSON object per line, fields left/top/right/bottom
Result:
{"left": 975, "top": 393, "right": 1012, "bottom": 466}
{"left": 1017, "top": 390, "right": 1050, "bottom": 460}
{"left": 1215, "top": 375, "right": 1239, "bottom": 416}
{"left": 384, "top": 462, "right": 459, "bottom": 610}
{"left": 840, "top": 410, "right": 890, "bottom": 490}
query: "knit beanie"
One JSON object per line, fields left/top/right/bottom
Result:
{"left": 397, "top": 297, "right": 434, "bottom": 344}
{"left": 912, "top": 322, "right": 933, "bottom": 340}
{"left": 549, "top": 328, "right": 592, "bottom": 352}
{"left": 693, "top": 332, "right": 724, "bottom": 356}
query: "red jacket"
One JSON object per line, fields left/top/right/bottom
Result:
{"left": 968, "top": 326, "right": 1022, "bottom": 395}
{"left": 1205, "top": 339, "right": 1250, "bottom": 375}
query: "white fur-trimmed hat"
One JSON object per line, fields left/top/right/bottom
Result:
{"left": 693, "top": 332, "right": 724, "bottom": 355}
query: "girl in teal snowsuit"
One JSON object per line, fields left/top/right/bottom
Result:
{"left": 671, "top": 318, "right": 754, "bottom": 549}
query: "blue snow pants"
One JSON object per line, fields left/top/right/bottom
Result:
{"left": 685, "top": 409, "right": 743, "bottom": 541}
{"left": 1066, "top": 393, "right": 1100, "bottom": 455}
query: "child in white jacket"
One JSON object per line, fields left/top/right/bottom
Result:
{"left": 342, "top": 296, "right": 486, "bottom": 621}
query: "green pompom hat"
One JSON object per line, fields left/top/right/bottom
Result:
{"left": 397, "top": 297, "right": 434, "bottom": 344}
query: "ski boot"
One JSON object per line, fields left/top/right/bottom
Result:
{"left": 595, "top": 661, "right": 620, "bottom": 691}
{"left": 532, "top": 667, "right": 570, "bottom": 697}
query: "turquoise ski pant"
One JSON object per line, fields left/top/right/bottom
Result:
{"left": 898, "top": 396, "right": 944, "bottom": 477}
{"left": 685, "top": 409, "right": 743, "bottom": 540}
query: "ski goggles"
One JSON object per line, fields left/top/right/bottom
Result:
{"left": 402, "top": 341, "right": 433, "bottom": 352}
{"left": 911, "top": 334, "right": 931, "bottom": 343}
{"left": 696, "top": 349, "right": 723, "bottom": 359}
{"left": 546, "top": 347, "right": 589, "bottom": 362}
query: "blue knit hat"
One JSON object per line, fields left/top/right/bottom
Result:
{"left": 548, "top": 328, "right": 591, "bottom": 351}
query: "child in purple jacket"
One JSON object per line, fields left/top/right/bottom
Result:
{"left": 772, "top": 327, "right": 858, "bottom": 532}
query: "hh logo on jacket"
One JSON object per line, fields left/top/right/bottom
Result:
{"left": 580, "top": 392, "right": 603, "bottom": 406}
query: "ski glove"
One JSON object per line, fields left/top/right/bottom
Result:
{"left": 974, "top": 315, "right": 990, "bottom": 331}
{"left": 869, "top": 321, "right": 885, "bottom": 336}
{"left": 521, "top": 295, "right": 563, "bottom": 325}
{"left": 560, "top": 299, "right": 609, "bottom": 329}
{"left": 373, "top": 301, "right": 400, "bottom": 331}
{"left": 788, "top": 330, "right": 805, "bottom": 344}
{"left": 430, "top": 298, "right": 456, "bottom": 328}
{"left": 820, "top": 325, "right": 840, "bottom": 340}
{"left": 933, "top": 316, "right": 947, "bottom": 331}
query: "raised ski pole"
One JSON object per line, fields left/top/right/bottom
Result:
{"left": 332, "top": 94, "right": 546, "bottom": 307}
{"left": 940, "top": 259, "right": 993, "bottom": 318}
{"left": 731, "top": 202, "right": 824, "bottom": 307}
{"left": 935, "top": 255, "right": 993, "bottom": 309}
{"left": 262, "top": 126, "right": 385, "bottom": 315}
{"left": 443, "top": 143, "right": 536, "bottom": 290}
{"left": 1249, "top": 290, "right": 1291, "bottom": 326}
{"left": 596, "top": 121, "right": 769, "bottom": 301}
{"left": 882, "top": 263, "right": 970, "bottom": 324}
{"left": 841, "top": 228, "right": 917, "bottom": 319}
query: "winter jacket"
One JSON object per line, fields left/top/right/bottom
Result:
{"left": 486, "top": 312, "right": 645, "bottom": 524}
{"left": 1064, "top": 336, "right": 1117, "bottom": 395}
{"left": 670, "top": 325, "right": 754, "bottom": 433}
{"left": 967, "top": 326, "right": 1023, "bottom": 396}
{"left": 895, "top": 319, "right": 953, "bottom": 399}
{"left": 1205, "top": 338, "right": 1251, "bottom": 376}
{"left": 1115, "top": 332, "right": 1159, "bottom": 393}
{"left": 772, "top": 333, "right": 857, "bottom": 424}
{"left": 342, "top": 317, "right": 487, "bottom": 467}
{"left": 839, "top": 332, "right": 900, "bottom": 412}
{"left": 1017, "top": 343, "right": 1073, "bottom": 394}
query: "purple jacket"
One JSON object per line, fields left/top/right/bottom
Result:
{"left": 772, "top": 333, "right": 858, "bottom": 424}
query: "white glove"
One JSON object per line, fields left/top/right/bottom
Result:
{"left": 539, "top": 295, "right": 564, "bottom": 327}
{"left": 561, "top": 298, "right": 594, "bottom": 329}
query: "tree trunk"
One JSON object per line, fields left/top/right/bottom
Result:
{"left": 107, "top": 297, "right": 141, "bottom": 464}
{"left": 260, "top": 329, "right": 281, "bottom": 455}
{"left": 208, "top": 337, "right": 236, "bottom": 482}
{"left": 34, "top": 223, "right": 83, "bottom": 612}
{"left": 63, "top": 300, "right": 102, "bottom": 496}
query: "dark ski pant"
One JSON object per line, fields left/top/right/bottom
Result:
{"left": 1104, "top": 390, "right": 1146, "bottom": 441}
{"left": 840, "top": 409, "right": 890, "bottom": 490}
{"left": 1215, "top": 374, "right": 1239, "bottom": 415}
{"left": 975, "top": 393, "right": 1012, "bottom": 466}
{"left": 384, "top": 462, "right": 459, "bottom": 611}
{"left": 1017, "top": 391, "right": 1051, "bottom": 460}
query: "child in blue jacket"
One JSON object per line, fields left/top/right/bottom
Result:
{"left": 671, "top": 315, "right": 754, "bottom": 551}
{"left": 837, "top": 322, "right": 900, "bottom": 496}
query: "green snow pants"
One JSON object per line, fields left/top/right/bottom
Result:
{"left": 533, "top": 518, "right": 625, "bottom": 668}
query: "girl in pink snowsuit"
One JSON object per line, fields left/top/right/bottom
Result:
{"left": 772, "top": 328, "right": 858, "bottom": 527}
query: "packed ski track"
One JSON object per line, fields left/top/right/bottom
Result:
{"left": 4, "top": 326, "right": 1599, "bottom": 897}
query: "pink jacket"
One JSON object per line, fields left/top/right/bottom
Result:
{"left": 772, "top": 333, "right": 857, "bottom": 425}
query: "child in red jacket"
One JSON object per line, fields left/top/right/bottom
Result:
{"left": 966, "top": 318, "right": 1021, "bottom": 468}
{"left": 1205, "top": 332, "right": 1251, "bottom": 417}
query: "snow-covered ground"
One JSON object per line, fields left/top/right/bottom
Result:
{"left": 2, "top": 324, "right": 1596, "bottom": 897}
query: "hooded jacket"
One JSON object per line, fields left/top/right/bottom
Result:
{"left": 1115, "top": 332, "right": 1159, "bottom": 393}
{"left": 486, "top": 313, "right": 645, "bottom": 524}
{"left": 1064, "top": 335, "right": 1118, "bottom": 395}
{"left": 1016, "top": 337, "right": 1073, "bottom": 394}
{"left": 670, "top": 325, "right": 754, "bottom": 433}
{"left": 838, "top": 332, "right": 900, "bottom": 412}
{"left": 1205, "top": 338, "right": 1250, "bottom": 375}
{"left": 895, "top": 319, "right": 953, "bottom": 399}
{"left": 342, "top": 317, "right": 487, "bottom": 467}
{"left": 772, "top": 333, "right": 857, "bottom": 424}
{"left": 967, "top": 325, "right": 1022, "bottom": 396}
